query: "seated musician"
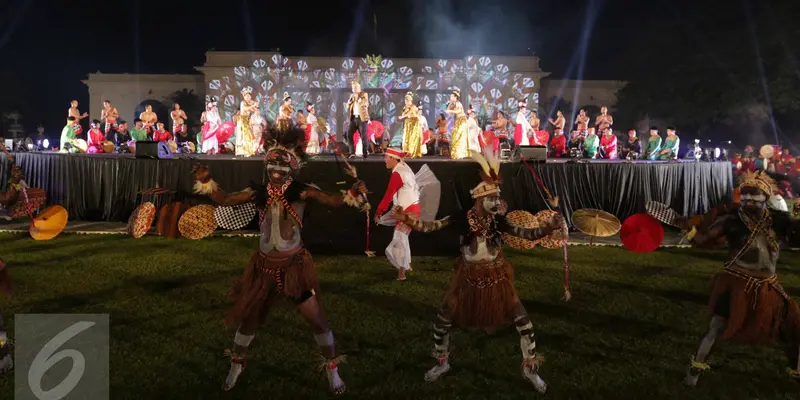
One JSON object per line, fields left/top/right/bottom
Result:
{"left": 620, "top": 129, "right": 642, "bottom": 160}
{"left": 152, "top": 122, "right": 172, "bottom": 142}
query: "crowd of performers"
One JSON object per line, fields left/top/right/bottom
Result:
{"left": 55, "top": 86, "right": 683, "bottom": 161}
{"left": 4, "top": 88, "right": 799, "bottom": 397}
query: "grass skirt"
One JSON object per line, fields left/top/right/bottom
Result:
{"left": 709, "top": 269, "right": 800, "bottom": 350}
{"left": 225, "top": 249, "right": 318, "bottom": 327}
{"left": 445, "top": 254, "right": 519, "bottom": 332}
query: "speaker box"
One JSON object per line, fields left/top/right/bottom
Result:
{"left": 517, "top": 145, "right": 547, "bottom": 163}
{"left": 135, "top": 141, "right": 171, "bottom": 159}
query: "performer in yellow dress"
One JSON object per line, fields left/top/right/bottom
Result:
{"left": 235, "top": 87, "right": 259, "bottom": 157}
{"left": 446, "top": 89, "right": 468, "bottom": 159}
{"left": 399, "top": 92, "right": 423, "bottom": 158}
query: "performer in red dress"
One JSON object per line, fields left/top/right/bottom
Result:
{"left": 599, "top": 128, "right": 618, "bottom": 159}
{"left": 86, "top": 120, "right": 106, "bottom": 153}
{"left": 376, "top": 148, "right": 420, "bottom": 281}
{"left": 549, "top": 128, "right": 567, "bottom": 158}
{"left": 152, "top": 122, "right": 172, "bottom": 142}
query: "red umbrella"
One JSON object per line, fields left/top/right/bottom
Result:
{"left": 621, "top": 213, "right": 664, "bottom": 252}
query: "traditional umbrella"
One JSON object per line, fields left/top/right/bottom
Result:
{"left": 30, "top": 205, "right": 68, "bottom": 240}
{"left": 571, "top": 208, "right": 620, "bottom": 245}
{"left": 178, "top": 205, "right": 218, "bottom": 240}
{"left": 620, "top": 213, "right": 664, "bottom": 252}
{"left": 128, "top": 202, "right": 156, "bottom": 238}
{"left": 645, "top": 201, "right": 681, "bottom": 228}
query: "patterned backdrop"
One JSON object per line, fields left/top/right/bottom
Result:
{"left": 208, "top": 55, "right": 539, "bottom": 143}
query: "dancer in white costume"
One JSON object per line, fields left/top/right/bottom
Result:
{"left": 201, "top": 96, "right": 221, "bottom": 154}
{"left": 305, "top": 102, "right": 321, "bottom": 155}
{"left": 514, "top": 99, "right": 532, "bottom": 146}
{"left": 375, "top": 148, "right": 442, "bottom": 281}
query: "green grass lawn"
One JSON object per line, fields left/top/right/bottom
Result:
{"left": 1, "top": 233, "right": 800, "bottom": 399}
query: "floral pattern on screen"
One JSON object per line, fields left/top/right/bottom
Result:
{"left": 208, "top": 55, "right": 538, "bottom": 143}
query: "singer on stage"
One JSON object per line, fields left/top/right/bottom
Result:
{"left": 345, "top": 81, "right": 370, "bottom": 158}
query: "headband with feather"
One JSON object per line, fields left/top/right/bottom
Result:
{"left": 469, "top": 148, "right": 501, "bottom": 199}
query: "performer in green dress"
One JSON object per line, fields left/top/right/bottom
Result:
{"left": 59, "top": 116, "right": 82, "bottom": 153}
{"left": 644, "top": 127, "right": 662, "bottom": 160}
{"left": 658, "top": 127, "right": 680, "bottom": 160}
{"left": 583, "top": 127, "right": 600, "bottom": 159}
{"left": 130, "top": 119, "right": 149, "bottom": 141}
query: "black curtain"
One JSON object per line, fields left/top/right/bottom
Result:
{"left": 0, "top": 153, "right": 733, "bottom": 255}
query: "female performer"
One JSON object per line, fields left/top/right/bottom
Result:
{"left": 235, "top": 87, "right": 259, "bottom": 157}
{"left": 446, "top": 89, "right": 468, "bottom": 159}
{"left": 399, "top": 92, "right": 423, "bottom": 158}
{"left": 391, "top": 148, "right": 564, "bottom": 394}
{"left": 620, "top": 129, "right": 642, "bottom": 160}
{"left": 658, "top": 127, "right": 680, "bottom": 160}
{"left": 201, "top": 96, "right": 221, "bottom": 154}
{"left": 514, "top": 99, "right": 532, "bottom": 146}
{"left": 305, "top": 102, "right": 321, "bottom": 155}
{"left": 193, "top": 124, "right": 368, "bottom": 395}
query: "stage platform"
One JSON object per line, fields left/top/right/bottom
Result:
{"left": 0, "top": 152, "right": 733, "bottom": 255}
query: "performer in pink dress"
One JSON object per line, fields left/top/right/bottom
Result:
{"left": 86, "top": 120, "right": 106, "bottom": 153}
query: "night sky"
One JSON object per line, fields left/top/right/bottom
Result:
{"left": 0, "top": 0, "right": 767, "bottom": 133}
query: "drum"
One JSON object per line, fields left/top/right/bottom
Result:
{"left": 626, "top": 151, "right": 639, "bottom": 160}
{"left": 72, "top": 139, "right": 88, "bottom": 153}
{"left": 102, "top": 141, "right": 115, "bottom": 153}
{"left": 569, "top": 147, "right": 582, "bottom": 158}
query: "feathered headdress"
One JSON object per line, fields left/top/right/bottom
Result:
{"left": 205, "top": 95, "right": 211, "bottom": 103}
{"left": 739, "top": 170, "right": 777, "bottom": 195}
{"left": 405, "top": 91, "right": 413, "bottom": 102}
{"left": 469, "top": 148, "right": 501, "bottom": 199}
{"left": 451, "top": 88, "right": 460, "bottom": 99}
{"left": 283, "top": 92, "right": 291, "bottom": 102}
{"left": 241, "top": 86, "right": 253, "bottom": 95}
{"left": 518, "top": 98, "right": 527, "bottom": 109}
{"left": 263, "top": 124, "right": 308, "bottom": 172}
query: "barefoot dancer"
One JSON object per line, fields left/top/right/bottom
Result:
{"left": 193, "top": 124, "right": 368, "bottom": 395}
{"left": 391, "top": 148, "right": 564, "bottom": 394}
{"left": 682, "top": 171, "right": 800, "bottom": 386}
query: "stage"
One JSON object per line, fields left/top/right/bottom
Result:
{"left": 0, "top": 152, "right": 733, "bottom": 255}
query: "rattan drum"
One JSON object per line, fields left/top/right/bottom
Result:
{"left": 503, "top": 210, "right": 538, "bottom": 250}
{"left": 178, "top": 205, "right": 217, "bottom": 240}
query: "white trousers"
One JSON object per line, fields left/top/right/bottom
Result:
{"left": 385, "top": 228, "right": 411, "bottom": 271}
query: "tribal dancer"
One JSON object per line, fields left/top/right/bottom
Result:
{"left": 392, "top": 148, "right": 564, "bottom": 393}
{"left": 399, "top": 92, "right": 423, "bottom": 158}
{"left": 235, "top": 87, "right": 259, "bottom": 157}
{"left": 492, "top": 111, "right": 509, "bottom": 146}
{"left": 393, "top": 148, "right": 564, "bottom": 393}
{"left": 376, "top": 148, "right": 420, "bottom": 281}
{"left": 139, "top": 104, "right": 158, "bottom": 133}
{"left": 682, "top": 171, "right": 800, "bottom": 387}
{"left": 193, "top": 124, "right": 368, "bottom": 395}
{"left": 59, "top": 116, "right": 83, "bottom": 153}
{"left": 446, "top": 89, "right": 468, "bottom": 159}
{"left": 171, "top": 103, "right": 188, "bottom": 143}
{"left": 305, "top": 102, "right": 321, "bottom": 155}
{"left": 68, "top": 100, "right": 88, "bottom": 122}
{"left": 513, "top": 99, "right": 532, "bottom": 146}
{"left": 0, "top": 258, "right": 10, "bottom": 374}
{"left": 86, "top": 120, "right": 105, "bottom": 153}
{"left": 101, "top": 100, "right": 119, "bottom": 136}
